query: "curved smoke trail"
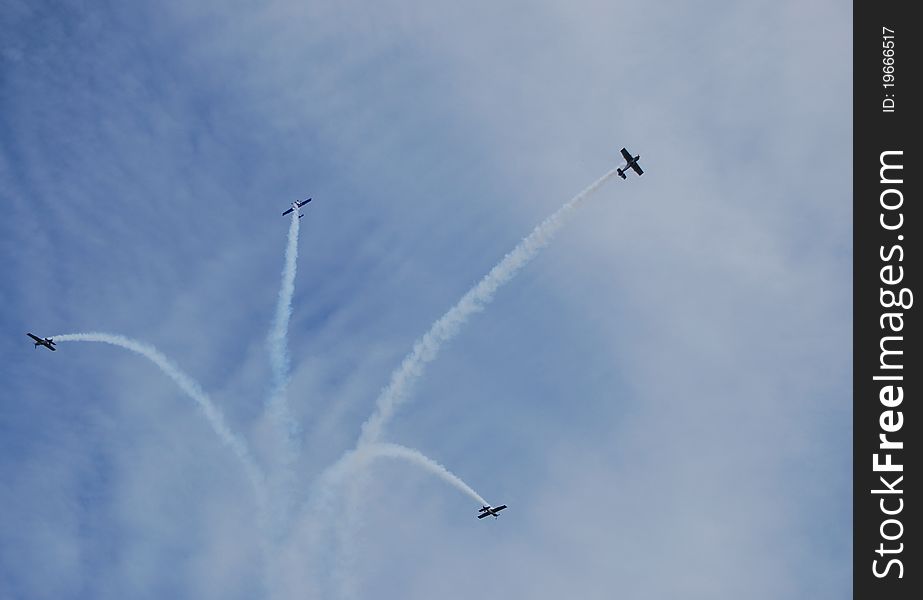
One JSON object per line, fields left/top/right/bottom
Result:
{"left": 357, "top": 166, "right": 619, "bottom": 446}
{"left": 314, "top": 168, "right": 617, "bottom": 597}
{"left": 283, "top": 442, "right": 490, "bottom": 599}
{"left": 323, "top": 442, "right": 489, "bottom": 506}
{"left": 51, "top": 332, "right": 265, "bottom": 498}
{"left": 366, "top": 442, "right": 488, "bottom": 505}
{"left": 329, "top": 443, "right": 490, "bottom": 599}
{"left": 314, "top": 166, "right": 618, "bottom": 516}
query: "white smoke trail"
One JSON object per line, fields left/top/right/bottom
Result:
{"left": 303, "top": 443, "right": 489, "bottom": 596}
{"left": 51, "top": 332, "right": 265, "bottom": 497}
{"left": 365, "top": 443, "right": 488, "bottom": 505}
{"left": 54, "top": 332, "right": 274, "bottom": 596}
{"left": 307, "top": 442, "right": 488, "bottom": 515}
{"left": 265, "top": 209, "right": 303, "bottom": 539}
{"left": 330, "top": 443, "right": 490, "bottom": 600}
{"left": 309, "top": 168, "right": 616, "bottom": 596}
{"left": 364, "top": 443, "right": 482, "bottom": 499}
{"left": 282, "top": 442, "right": 488, "bottom": 599}
{"left": 358, "top": 166, "right": 619, "bottom": 446}
{"left": 267, "top": 209, "right": 301, "bottom": 435}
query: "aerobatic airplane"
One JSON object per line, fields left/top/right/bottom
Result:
{"left": 477, "top": 504, "right": 507, "bottom": 519}
{"left": 617, "top": 147, "right": 643, "bottom": 179}
{"left": 27, "top": 333, "right": 56, "bottom": 351}
{"left": 282, "top": 197, "right": 312, "bottom": 218}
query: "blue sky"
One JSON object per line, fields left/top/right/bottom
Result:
{"left": 2, "top": 1, "right": 850, "bottom": 598}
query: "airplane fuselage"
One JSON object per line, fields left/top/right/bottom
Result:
{"left": 477, "top": 504, "right": 507, "bottom": 519}
{"left": 617, "top": 147, "right": 643, "bottom": 179}
{"left": 27, "top": 333, "right": 56, "bottom": 351}
{"left": 282, "top": 197, "right": 311, "bottom": 218}
{"left": 618, "top": 156, "right": 642, "bottom": 179}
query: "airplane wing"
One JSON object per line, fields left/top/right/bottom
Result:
{"left": 477, "top": 512, "right": 491, "bottom": 519}
{"left": 282, "top": 207, "right": 294, "bottom": 216}
{"left": 620, "top": 147, "right": 633, "bottom": 161}
{"left": 298, "top": 198, "right": 312, "bottom": 207}
{"left": 48, "top": 345, "right": 56, "bottom": 351}
{"left": 631, "top": 163, "right": 643, "bottom": 176}
{"left": 27, "top": 333, "right": 42, "bottom": 343}
{"left": 493, "top": 505, "right": 507, "bottom": 513}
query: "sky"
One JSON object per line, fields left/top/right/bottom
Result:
{"left": 1, "top": 1, "right": 851, "bottom": 598}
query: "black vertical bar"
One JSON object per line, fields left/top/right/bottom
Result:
{"left": 854, "top": 1, "right": 917, "bottom": 597}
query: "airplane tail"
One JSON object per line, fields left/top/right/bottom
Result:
{"left": 617, "top": 169, "right": 626, "bottom": 179}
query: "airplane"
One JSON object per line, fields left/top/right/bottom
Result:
{"left": 477, "top": 504, "right": 507, "bottom": 519}
{"left": 617, "top": 147, "right": 643, "bottom": 179}
{"left": 282, "top": 198, "right": 312, "bottom": 218}
{"left": 27, "top": 333, "right": 56, "bottom": 351}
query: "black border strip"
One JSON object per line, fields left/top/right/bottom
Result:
{"left": 854, "top": 1, "right": 917, "bottom": 597}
